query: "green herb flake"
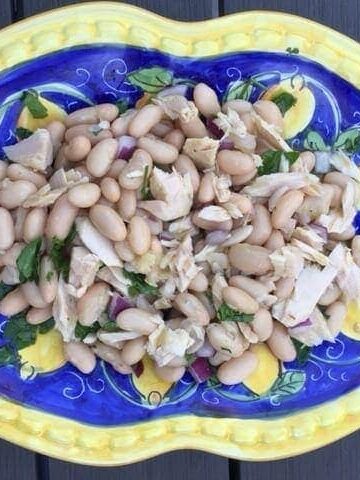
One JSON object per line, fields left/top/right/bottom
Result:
{"left": 257, "top": 150, "right": 300, "bottom": 176}
{"left": 46, "top": 271, "right": 54, "bottom": 282}
{"left": 4, "top": 312, "right": 38, "bottom": 351}
{"left": 140, "top": 165, "right": 152, "bottom": 200}
{"left": 38, "top": 317, "right": 55, "bottom": 335}
{"left": 75, "top": 322, "right": 101, "bottom": 341}
{"left": 0, "top": 282, "right": 15, "bottom": 301}
{"left": 115, "top": 99, "right": 128, "bottom": 115}
{"left": 15, "top": 127, "right": 33, "bottom": 140}
{"left": 271, "top": 90, "right": 297, "bottom": 115}
{"left": 185, "top": 353, "right": 196, "bottom": 365}
{"left": 0, "top": 344, "right": 18, "bottom": 366}
{"left": 20, "top": 90, "right": 48, "bottom": 119}
{"left": 217, "top": 303, "right": 254, "bottom": 323}
{"left": 221, "top": 347, "right": 232, "bottom": 354}
{"left": 286, "top": 47, "right": 300, "bottom": 54}
{"left": 49, "top": 225, "right": 76, "bottom": 280}
{"left": 123, "top": 269, "right": 159, "bottom": 297}
{"left": 292, "top": 338, "right": 311, "bottom": 365}
{"left": 102, "top": 321, "right": 119, "bottom": 332}
{"left": 16, "top": 238, "right": 42, "bottom": 283}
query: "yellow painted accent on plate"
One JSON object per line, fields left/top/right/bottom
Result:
{"left": 262, "top": 76, "right": 316, "bottom": 139}
{"left": 341, "top": 301, "right": 360, "bottom": 341}
{"left": 244, "top": 344, "right": 280, "bottom": 395}
{"left": 0, "top": 2, "right": 360, "bottom": 464}
{"left": 19, "top": 330, "right": 66, "bottom": 373}
{"left": 131, "top": 355, "right": 173, "bottom": 405}
{"left": 17, "top": 97, "right": 66, "bottom": 131}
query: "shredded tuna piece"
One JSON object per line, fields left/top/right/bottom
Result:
{"left": 96, "top": 267, "right": 130, "bottom": 296}
{"left": 153, "top": 95, "right": 198, "bottom": 122}
{"left": 183, "top": 137, "right": 220, "bottom": 170}
{"left": 146, "top": 324, "right": 194, "bottom": 367}
{"left": 330, "top": 150, "right": 360, "bottom": 182}
{"left": 212, "top": 173, "right": 232, "bottom": 203}
{"left": 213, "top": 108, "right": 247, "bottom": 140}
{"left": 289, "top": 308, "right": 335, "bottom": 346}
{"left": 243, "top": 172, "right": 319, "bottom": 198}
{"left": 252, "top": 112, "right": 292, "bottom": 152}
{"left": 211, "top": 273, "right": 228, "bottom": 309}
{"left": 138, "top": 167, "right": 193, "bottom": 221}
{"left": 53, "top": 275, "right": 77, "bottom": 342}
{"left": 67, "top": 247, "right": 101, "bottom": 298}
{"left": 318, "top": 181, "right": 357, "bottom": 234}
{"left": 270, "top": 246, "right": 304, "bottom": 278}
{"left": 4, "top": 129, "right": 53, "bottom": 172}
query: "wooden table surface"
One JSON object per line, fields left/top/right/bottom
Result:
{"left": 0, "top": 0, "right": 360, "bottom": 478}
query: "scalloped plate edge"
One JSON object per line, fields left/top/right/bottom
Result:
{"left": 0, "top": 2, "right": 360, "bottom": 463}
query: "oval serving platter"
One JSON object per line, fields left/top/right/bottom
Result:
{"left": 0, "top": 2, "right": 360, "bottom": 465}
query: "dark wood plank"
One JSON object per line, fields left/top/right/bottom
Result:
{"left": 0, "top": 440, "right": 38, "bottom": 480}
{"left": 223, "top": 1, "right": 360, "bottom": 479}
{"left": 49, "top": 451, "right": 229, "bottom": 480}
{"left": 0, "top": 0, "right": 11, "bottom": 27}
{"left": 222, "top": 0, "right": 360, "bottom": 42}
{"left": 23, "top": 0, "right": 219, "bottom": 21}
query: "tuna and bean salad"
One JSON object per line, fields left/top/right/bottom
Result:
{"left": 0, "top": 82, "right": 359, "bottom": 385}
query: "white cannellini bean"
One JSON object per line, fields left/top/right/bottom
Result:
{"left": 114, "top": 240, "right": 135, "bottom": 262}
{"left": 174, "top": 293, "right": 210, "bottom": 326}
{"left": 46, "top": 120, "right": 66, "bottom": 153}
{"left": 65, "top": 104, "right": 119, "bottom": 127}
{"left": 217, "top": 352, "right": 258, "bottom": 385}
{"left": 100, "top": 177, "right": 121, "bottom": 203}
{"left": 64, "top": 135, "right": 92, "bottom": 162}
{"left": 154, "top": 365, "right": 185, "bottom": 382}
{"left": 228, "top": 244, "right": 272, "bottom": 275}
{"left": 21, "top": 282, "right": 49, "bottom": 309}
{"left": 127, "top": 216, "right": 151, "bottom": 255}
{"left": 67, "top": 183, "right": 101, "bottom": 208}
{"left": 26, "top": 305, "right": 53, "bottom": 325}
{"left": 118, "top": 149, "right": 153, "bottom": 190}
{"left": 77, "top": 282, "right": 110, "bottom": 326}
{"left": 217, "top": 150, "right": 255, "bottom": 176}
{"left": 0, "top": 207, "right": 15, "bottom": 251}
{"left": 0, "top": 288, "right": 29, "bottom": 316}
{"left": 64, "top": 342, "right": 97, "bottom": 374}
{"left": 163, "top": 129, "right": 185, "bottom": 151}
{"left": 128, "top": 105, "right": 164, "bottom": 138}
{"left": 271, "top": 190, "right": 304, "bottom": 229}
{"left": 23, "top": 208, "right": 47, "bottom": 242}
{"left": 45, "top": 194, "right": 79, "bottom": 240}
{"left": 7, "top": 164, "right": 47, "bottom": 188}
{"left": 117, "top": 188, "right": 137, "bottom": 221}
{"left": 193, "top": 83, "right": 221, "bottom": 117}
{"left": 267, "top": 322, "right": 296, "bottom": 362}
{"left": 252, "top": 309, "right": 274, "bottom": 342}
{"left": 175, "top": 154, "right": 200, "bottom": 193}
{"left": 188, "top": 272, "right": 209, "bottom": 292}
{"left": 246, "top": 204, "right": 272, "bottom": 246}
{"left": 116, "top": 308, "right": 160, "bottom": 335}
{"left": 0, "top": 161, "right": 8, "bottom": 181}
{"left": 137, "top": 136, "right": 178, "bottom": 164}
{"left": 275, "top": 277, "right": 295, "bottom": 300}
{"left": 39, "top": 256, "right": 58, "bottom": 303}
{"left": 119, "top": 336, "right": 147, "bottom": 365}
{"left": 86, "top": 138, "right": 118, "bottom": 177}
{"left": 0, "top": 242, "right": 24, "bottom": 267}
{"left": 0, "top": 180, "right": 37, "bottom": 209}
{"left": 326, "top": 301, "right": 347, "bottom": 337}
{"left": 89, "top": 204, "right": 127, "bottom": 242}
{"left": 93, "top": 342, "right": 133, "bottom": 374}
{"left": 222, "top": 286, "right": 259, "bottom": 314}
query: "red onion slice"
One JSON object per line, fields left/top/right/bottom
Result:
{"left": 133, "top": 361, "right": 144, "bottom": 378}
{"left": 188, "top": 357, "right": 212, "bottom": 383}
{"left": 117, "top": 135, "right": 136, "bottom": 160}
{"left": 289, "top": 318, "right": 312, "bottom": 333}
{"left": 108, "top": 293, "right": 132, "bottom": 320}
{"left": 196, "top": 339, "right": 215, "bottom": 358}
{"left": 206, "top": 118, "right": 224, "bottom": 139}
{"left": 219, "top": 138, "right": 235, "bottom": 151}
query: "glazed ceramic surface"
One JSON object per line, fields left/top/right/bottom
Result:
{"left": 0, "top": 2, "right": 360, "bottom": 465}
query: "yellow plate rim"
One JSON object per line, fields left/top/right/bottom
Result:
{"left": 1, "top": 1, "right": 360, "bottom": 464}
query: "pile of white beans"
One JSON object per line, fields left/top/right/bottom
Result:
{"left": 0, "top": 81, "right": 358, "bottom": 386}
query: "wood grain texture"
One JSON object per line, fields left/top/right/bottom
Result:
{"left": 222, "top": 0, "right": 360, "bottom": 41}
{"left": 48, "top": 451, "right": 229, "bottom": 480}
{"left": 0, "top": 440, "right": 38, "bottom": 480}
{"left": 23, "top": 0, "right": 219, "bottom": 20}
{"left": 0, "top": 0, "right": 11, "bottom": 27}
